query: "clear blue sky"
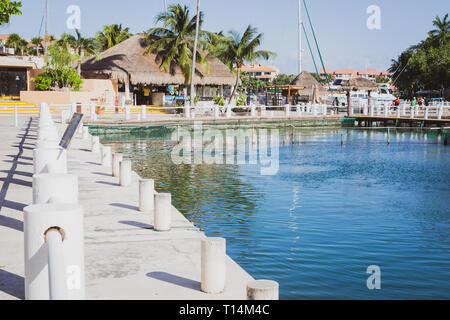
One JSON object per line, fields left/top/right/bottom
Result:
{"left": 0, "top": 0, "right": 448, "bottom": 74}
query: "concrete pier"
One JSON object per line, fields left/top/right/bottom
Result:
{"left": 0, "top": 116, "right": 252, "bottom": 300}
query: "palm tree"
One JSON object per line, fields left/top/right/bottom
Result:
{"left": 31, "top": 37, "right": 43, "bottom": 56}
{"left": 57, "top": 30, "right": 97, "bottom": 74}
{"left": 429, "top": 14, "right": 449, "bottom": 44}
{"left": 96, "top": 24, "right": 132, "bottom": 50}
{"left": 5, "top": 33, "right": 22, "bottom": 55}
{"left": 215, "top": 25, "right": 276, "bottom": 104}
{"left": 144, "top": 4, "right": 209, "bottom": 86}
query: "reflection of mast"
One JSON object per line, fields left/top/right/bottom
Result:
{"left": 289, "top": 186, "right": 300, "bottom": 217}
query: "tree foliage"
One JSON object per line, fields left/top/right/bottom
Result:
{"left": 0, "top": 0, "right": 21, "bottom": 25}
{"left": 390, "top": 14, "right": 449, "bottom": 98}
{"left": 96, "top": 24, "right": 132, "bottom": 51}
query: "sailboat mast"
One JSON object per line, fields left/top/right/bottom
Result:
{"left": 298, "top": 0, "right": 302, "bottom": 74}
{"left": 44, "top": 0, "right": 48, "bottom": 54}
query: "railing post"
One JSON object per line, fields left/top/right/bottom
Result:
{"left": 32, "top": 173, "right": 78, "bottom": 204}
{"left": 23, "top": 203, "right": 85, "bottom": 300}
{"left": 185, "top": 103, "right": 190, "bottom": 118}
{"left": 119, "top": 159, "right": 132, "bottom": 186}
{"left": 112, "top": 153, "right": 123, "bottom": 177}
{"left": 101, "top": 146, "right": 112, "bottom": 167}
{"left": 154, "top": 193, "right": 172, "bottom": 231}
{"left": 285, "top": 104, "right": 290, "bottom": 118}
{"left": 410, "top": 106, "right": 415, "bottom": 119}
{"left": 250, "top": 105, "right": 256, "bottom": 117}
{"left": 424, "top": 106, "right": 429, "bottom": 119}
{"left": 383, "top": 105, "right": 388, "bottom": 117}
{"left": 139, "top": 179, "right": 155, "bottom": 212}
{"left": 90, "top": 102, "right": 96, "bottom": 120}
{"left": 14, "top": 104, "right": 18, "bottom": 127}
{"left": 226, "top": 105, "right": 231, "bottom": 118}
{"left": 201, "top": 237, "right": 226, "bottom": 294}
{"left": 214, "top": 105, "right": 220, "bottom": 118}
{"left": 125, "top": 105, "right": 130, "bottom": 120}
{"left": 437, "top": 104, "right": 443, "bottom": 120}
{"left": 247, "top": 280, "right": 279, "bottom": 300}
{"left": 141, "top": 105, "right": 146, "bottom": 120}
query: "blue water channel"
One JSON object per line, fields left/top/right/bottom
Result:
{"left": 100, "top": 126, "right": 450, "bottom": 299}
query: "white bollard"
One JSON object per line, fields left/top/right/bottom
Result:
{"left": 296, "top": 105, "right": 302, "bottom": 116}
{"left": 410, "top": 106, "right": 415, "bottom": 119}
{"left": 214, "top": 105, "right": 220, "bottom": 118}
{"left": 45, "top": 228, "right": 68, "bottom": 300}
{"left": 141, "top": 105, "right": 147, "bottom": 120}
{"left": 383, "top": 105, "right": 388, "bottom": 117}
{"left": 201, "top": 237, "right": 226, "bottom": 294}
{"left": 82, "top": 127, "right": 89, "bottom": 140}
{"left": 285, "top": 104, "right": 290, "bottom": 117}
{"left": 185, "top": 103, "right": 191, "bottom": 118}
{"left": 24, "top": 203, "right": 85, "bottom": 300}
{"left": 90, "top": 102, "right": 96, "bottom": 120}
{"left": 226, "top": 105, "right": 231, "bottom": 118}
{"left": 261, "top": 106, "right": 266, "bottom": 117}
{"left": 139, "top": 179, "right": 155, "bottom": 212}
{"left": 246, "top": 280, "right": 279, "bottom": 300}
{"left": 437, "top": 105, "right": 443, "bottom": 120}
{"left": 119, "top": 159, "right": 132, "bottom": 186}
{"left": 251, "top": 105, "right": 256, "bottom": 117}
{"left": 32, "top": 173, "right": 78, "bottom": 204}
{"left": 112, "top": 153, "right": 123, "bottom": 177}
{"left": 14, "top": 104, "right": 18, "bottom": 127}
{"left": 424, "top": 106, "right": 429, "bottom": 119}
{"left": 125, "top": 105, "right": 131, "bottom": 120}
{"left": 153, "top": 193, "right": 172, "bottom": 231}
{"left": 91, "top": 136, "right": 100, "bottom": 153}
{"left": 33, "top": 147, "right": 67, "bottom": 174}
{"left": 396, "top": 106, "right": 401, "bottom": 118}
{"left": 101, "top": 146, "right": 112, "bottom": 167}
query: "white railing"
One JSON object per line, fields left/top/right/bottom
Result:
{"left": 351, "top": 101, "right": 449, "bottom": 120}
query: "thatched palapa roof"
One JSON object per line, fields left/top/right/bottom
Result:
{"left": 341, "top": 77, "right": 379, "bottom": 91}
{"left": 289, "top": 71, "right": 328, "bottom": 96}
{"left": 81, "top": 34, "right": 235, "bottom": 86}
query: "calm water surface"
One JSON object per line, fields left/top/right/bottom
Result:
{"left": 100, "top": 126, "right": 450, "bottom": 299}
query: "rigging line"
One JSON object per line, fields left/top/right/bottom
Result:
{"left": 301, "top": 22, "right": 321, "bottom": 83}
{"left": 302, "top": 0, "right": 330, "bottom": 88}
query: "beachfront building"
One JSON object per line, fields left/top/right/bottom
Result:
{"left": 81, "top": 34, "right": 236, "bottom": 106}
{"left": 0, "top": 56, "right": 35, "bottom": 98}
{"left": 0, "top": 35, "right": 15, "bottom": 56}
{"left": 334, "top": 69, "right": 357, "bottom": 80}
{"left": 241, "top": 62, "right": 279, "bottom": 82}
{"left": 357, "top": 69, "right": 378, "bottom": 80}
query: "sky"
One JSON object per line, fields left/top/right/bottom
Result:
{"left": 0, "top": 0, "right": 448, "bottom": 74}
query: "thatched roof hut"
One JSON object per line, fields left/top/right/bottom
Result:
{"left": 341, "top": 77, "right": 379, "bottom": 91}
{"left": 81, "top": 34, "right": 235, "bottom": 87}
{"left": 289, "top": 71, "right": 328, "bottom": 97}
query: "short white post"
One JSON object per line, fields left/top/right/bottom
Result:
{"left": 153, "top": 193, "right": 172, "bottom": 231}
{"left": 410, "top": 106, "right": 415, "bottom": 119}
{"left": 185, "top": 103, "right": 190, "bottom": 118}
{"left": 201, "top": 237, "right": 226, "bottom": 294}
{"left": 296, "top": 105, "right": 302, "bottom": 116}
{"left": 323, "top": 104, "right": 327, "bottom": 116}
{"left": 91, "top": 136, "right": 100, "bottom": 153}
{"left": 246, "top": 280, "right": 279, "bottom": 300}
{"left": 45, "top": 228, "right": 68, "bottom": 300}
{"left": 82, "top": 127, "right": 89, "bottom": 140}
{"left": 23, "top": 203, "right": 85, "bottom": 300}
{"left": 32, "top": 173, "right": 78, "bottom": 204}
{"left": 119, "top": 159, "right": 132, "bottom": 186}
{"left": 261, "top": 106, "right": 266, "bottom": 117}
{"left": 112, "top": 153, "right": 123, "bottom": 177}
{"left": 90, "top": 102, "right": 96, "bottom": 120}
{"left": 437, "top": 104, "right": 443, "bottom": 120}
{"left": 226, "top": 105, "right": 231, "bottom": 118}
{"left": 101, "top": 146, "right": 112, "bottom": 167}
{"left": 383, "top": 105, "right": 388, "bottom": 117}
{"left": 251, "top": 105, "right": 256, "bottom": 117}
{"left": 33, "top": 147, "right": 67, "bottom": 174}
{"left": 125, "top": 105, "right": 131, "bottom": 120}
{"left": 141, "top": 105, "right": 146, "bottom": 120}
{"left": 14, "top": 104, "right": 18, "bottom": 127}
{"left": 285, "top": 104, "right": 290, "bottom": 117}
{"left": 424, "top": 106, "right": 429, "bottom": 119}
{"left": 396, "top": 105, "right": 401, "bottom": 118}
{"left": 214, "top": 105, "right": 220, "bottom": 118}
{"left": 313, "top": 104, "right": 318, "bottom": 116}
{"left": 139, "top": 179, "right": 155, "bottom": 212}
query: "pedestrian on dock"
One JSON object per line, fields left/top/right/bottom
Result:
{"left": 412, "top": 97, "right": 417, "bottom": 106}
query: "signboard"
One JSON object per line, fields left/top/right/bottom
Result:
{"left": 59, "top": 112, "right": 84, "bottom": 150}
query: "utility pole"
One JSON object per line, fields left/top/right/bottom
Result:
{"left": 298, "top": 0, "right": 302, "bottom": 74}
{"left": 163, "top": 0, "right": 167, "bottom": 14}
{"left": 190, "top": 0, "right": 201, "bottom": 106}
{"left": 44, "top": 0, "right": 48, "bottom": 54}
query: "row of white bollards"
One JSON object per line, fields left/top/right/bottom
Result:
{"left": 24, "top": 102, "right": 86, "bottom": 300}
{"left": 109, "top": 149, "right": 279, "bottom": 299}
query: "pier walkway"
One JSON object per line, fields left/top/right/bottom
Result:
{"left": 0, "top": 115, "right": 253, "bottom": 300}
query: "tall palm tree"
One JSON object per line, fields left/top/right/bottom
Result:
{"left": 144, "top": 4, "right": 209, "bottom": 85}
{"left": 215, "top": 25, "right": 276, "bottom": 104}
{"left": 429, "top": 14, "right": 449, "bottom": 44}
{"left": 57, "top": 30, "right": 97, "bottom": 74}
{"left": 31, "top": 37, "right": 43, "bottom": 56}
{"left": 5, "top": 33, "right": 22, "bottom": 55}
{"left": 96, "top": 24, "right": 132, "bottom": 50}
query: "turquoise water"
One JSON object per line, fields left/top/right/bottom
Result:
{"left": 101, "top": 127, "right": 450, "bottom": 299}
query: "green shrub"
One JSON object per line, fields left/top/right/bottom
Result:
{"left": 32, "top": 66, "right": 83, "bottom": 91}
{"left": 213, "top": 96, "right": 225, "bottom": 106}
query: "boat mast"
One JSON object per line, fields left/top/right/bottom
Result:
{"left": 298, "top": 0, "right": 302, "bottom": 74}
{"left": 44, "top": 0, "right": 48, "bottom": 54}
